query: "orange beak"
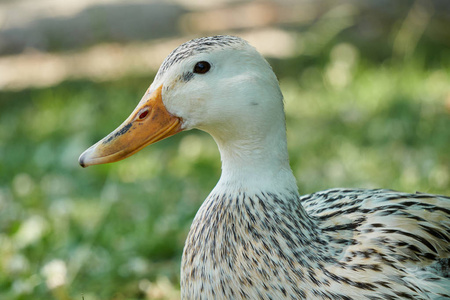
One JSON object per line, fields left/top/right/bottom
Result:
{"left": 78, "top": 84, "right": 182, "bottom": 167}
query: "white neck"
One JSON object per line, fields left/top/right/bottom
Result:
{"left": 209, "top": 116, "right": 299, "bottom": 195}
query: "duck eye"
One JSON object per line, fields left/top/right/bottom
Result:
{"left": 193, "top": 61, "right": 211, "bottom": 74}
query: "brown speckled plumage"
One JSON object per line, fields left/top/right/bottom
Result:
{"left": 182, "top": 188, "right": 450, "bottom": 299}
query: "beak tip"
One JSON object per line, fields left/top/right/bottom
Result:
{"left": 79, "top": 146, "right": 95, "bottom": 168}
{"left": 79, "top": 159, "right": 87, "bottom": 168}
{"left": 78, "top": 153, "right": 88, "bottom": 168}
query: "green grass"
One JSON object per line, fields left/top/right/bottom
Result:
{"left": 1, "top": 47, "right": 449, "bottom": 300}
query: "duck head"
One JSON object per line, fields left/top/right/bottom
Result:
{"left": 79, "top": 36, "right": 285, "bottom": 168}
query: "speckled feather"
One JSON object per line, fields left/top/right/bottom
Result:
{"left": 182, "top": 188, "right": 450, "bottom": 299}
{"left": 156, "top": 36, "right": 244, "bottom": 80}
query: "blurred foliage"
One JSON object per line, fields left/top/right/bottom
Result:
{"left": 1, "top": 2, "right": 450, "bottom": 300}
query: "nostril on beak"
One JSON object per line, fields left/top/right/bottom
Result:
{"left": 138, "top": 108, "right": 149, "bottom": 120}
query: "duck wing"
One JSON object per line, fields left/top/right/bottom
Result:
{"left": 301, "top": 188, "right": 450, "bottom": 298}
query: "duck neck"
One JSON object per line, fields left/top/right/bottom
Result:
{"left": 210, "top": 119, "right": 299, "bottom": 197}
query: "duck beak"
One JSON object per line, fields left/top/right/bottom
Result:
{"left": 78, "top": 84, "right": 182, "bottom": 168}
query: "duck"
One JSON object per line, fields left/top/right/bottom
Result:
{"left": 79, "top": 35, "right": 450, "bottom": 299}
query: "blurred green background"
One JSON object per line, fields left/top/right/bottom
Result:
{"left": 0, "top": 0, "right": 449, "bottom": 299}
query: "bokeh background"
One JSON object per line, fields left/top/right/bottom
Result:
{"left": 1, "top": 0, "right": 449, "bottom": 299}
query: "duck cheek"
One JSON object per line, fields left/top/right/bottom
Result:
{"left": 165, "top": 97, "right": 205, "bottom": 130}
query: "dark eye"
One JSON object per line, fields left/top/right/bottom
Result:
{"left": 193, "top": 61, "right": 211, "bottom": 74}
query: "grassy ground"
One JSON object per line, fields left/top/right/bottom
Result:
{"left": 1, "top": 38, "right": 450, "bottom": 300}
